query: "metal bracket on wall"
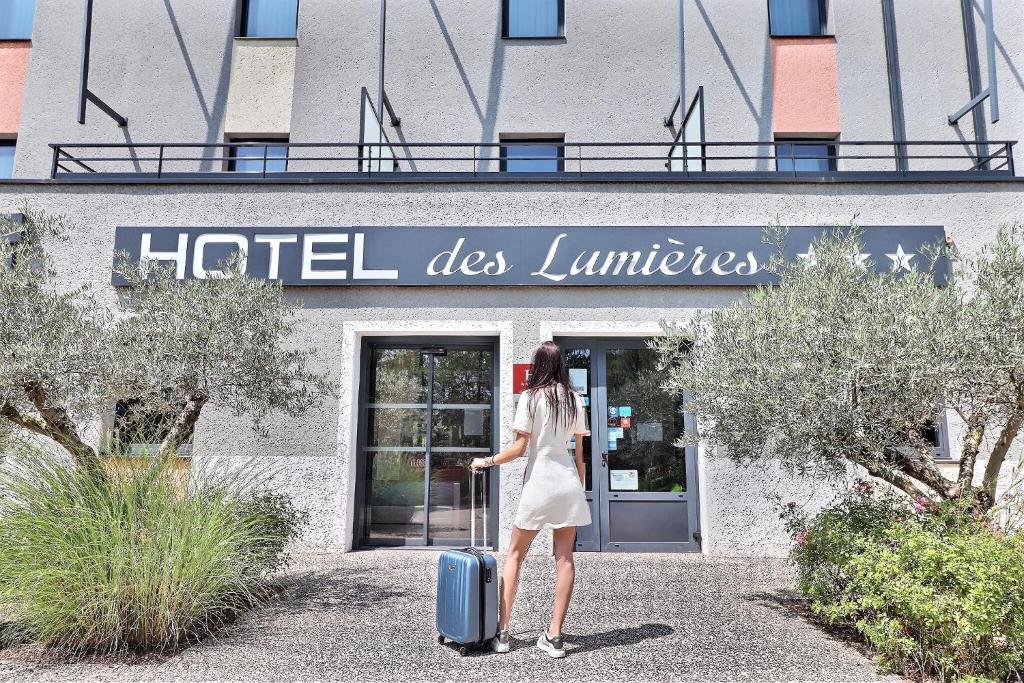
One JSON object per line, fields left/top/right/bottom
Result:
{"left": 948, "top": 0, "right": 999, "bottom": 125}
{"left": 663, "top": 93, "right": 683, "bottom": 128}
{"left": 381, "top": 91, "right": 401, "bottom": 128}
{"left": 77, "top": 0, "right": 127, "bottom": 127}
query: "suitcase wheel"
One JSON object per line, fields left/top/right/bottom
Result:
{"left": 437, "top": 634, "right": 445, "bottom": 645}
{"left": 458, "top": 646, "right": 468, "bottom": 657}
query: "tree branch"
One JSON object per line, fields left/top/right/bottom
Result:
{"left": 1, "top": 401, "right": 51, "bottom": 438}
{"left": 982, "top": 405, "right": 1024, "bottom": 505}
{"left": 155, "top": 392, "right": 208, "bottom": 463}
{"left": 3, "top": 394, "right": 107, "bottom": 483}
{"left": 851, "top": 451, "right": 930, "bottom": 500}
{"left": 957, "top": 412, "right": 985, "bottom": 491}
{"left": 887, "top": 447, "right": 957, "bottom": 499}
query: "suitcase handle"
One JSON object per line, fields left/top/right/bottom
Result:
{"left": 470, "top": 468, "right": 487, "bottom": 548}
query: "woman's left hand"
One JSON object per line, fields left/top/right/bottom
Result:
{"left": 470, "top": 457, "right": 489, "bottom": 471}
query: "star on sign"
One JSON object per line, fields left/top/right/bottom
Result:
{"left": 886, "top": 244, "right": 915, "bottom": 272}
{"left": 797, "top": 244, "right": 817, "bottom": 266}
{"left": 852, "top": 252, "right": 871, "bottom": 269}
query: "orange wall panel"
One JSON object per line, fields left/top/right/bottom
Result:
{"left": 771, "top": 37, "right": 840, "bottom": 137}
{"left": 0, "top": 40, "right": 31, "bottom": 135}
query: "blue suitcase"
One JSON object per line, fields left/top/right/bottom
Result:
{"left": 436, "top": 471, "right": 498, "bottom": 655}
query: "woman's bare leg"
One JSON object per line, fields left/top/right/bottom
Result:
{"left": 548, "top": 526, "right": 577, "bottom": 636}
{"left": 499, "top": 525, "right": 539, "bottom": 632}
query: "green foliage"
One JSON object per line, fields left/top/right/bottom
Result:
{"left": 656, "top": 222, "right": 1024, "bottom": 505}
{"left": 1, "top": 207, "right": 332, "bottom": 469}
{"left": 787, "top": 486, "right": 1024, "bottom": 681}
{"left": 780, "top": 480, "right": 912, "bottom": 607}
{"left": 0, "top": 445, "right": 307, "bottom": 656}
{"left": 845, "top": 527, "right": 1024, "bottom": 680}
{"left": 113, "top": 254, "right": 335, "bottom": 455}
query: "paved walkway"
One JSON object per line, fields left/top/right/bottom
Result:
{"left": 0, "top": 551, "right": 900, "bottom": 683}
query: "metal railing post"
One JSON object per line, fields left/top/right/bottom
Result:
{"left": 577, "top": 144, "right": 582, "bottom": 177}
{"left": 472, "top": 144, "right": 477, "bottom": 176}
{"left": 790, "top": 144, "right": 797, "bottom": 176}
{"left": 50, "top": 146, "right": 60, "bottom": 178}
{"left": 1007, "top": 142, "right": 1016, "bottom": 176}
{"left": 157, "top": 145, "right": 164, "bottom": 178}
{"left": 262, "top": 145, "right": 268, "bottom": 178}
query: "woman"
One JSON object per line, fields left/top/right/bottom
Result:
{"left": 471, "top": 341, "right": 591, "bottom": 659}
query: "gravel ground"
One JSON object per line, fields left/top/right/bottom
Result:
{"left": 0, "top": 550, "right": 901, "bottom": 683}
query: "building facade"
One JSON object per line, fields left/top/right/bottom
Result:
{"left": 1, "top": 0, "right": 1021, "bottom": 555}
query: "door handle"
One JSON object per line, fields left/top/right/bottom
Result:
{"left": 601, "top": 451, "right": 608, "bottom": 467}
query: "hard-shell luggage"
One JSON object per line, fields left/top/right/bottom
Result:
{"left": 435, "top": 470, "right": 498, "bottom": 655}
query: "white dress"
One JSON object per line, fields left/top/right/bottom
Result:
{"left": 511, "top": 387, "right": 592, "bottom": 530}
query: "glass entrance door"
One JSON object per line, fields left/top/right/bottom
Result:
{"left": 558, "top": 339, "right": 700, "bottom": 553}
{"left": 358, "top": 339, "right": 497, "bottom": 547}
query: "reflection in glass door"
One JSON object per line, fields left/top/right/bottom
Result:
{"left": 358, "top": 340, "right": 497, "bottom": 547}
{"left": 557, "top": 339, "right": 700, "bottom": 553}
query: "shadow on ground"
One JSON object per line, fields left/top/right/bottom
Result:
{"left": 280, "top": 567, "right": 411, "bottom": 612}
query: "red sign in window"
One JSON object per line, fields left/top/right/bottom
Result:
{"left": 513, "top": 363, "right": 532, "bottom": 394}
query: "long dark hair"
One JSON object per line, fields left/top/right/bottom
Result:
{"left": 524, "top": 341, "right": 579, "bottom": 429}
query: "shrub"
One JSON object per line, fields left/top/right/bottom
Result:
{"left": 843, "top": 524, "right": 1024, "bottom": 680}
{"left": 0, "top": 446, "right": 307, "bottom": 656}
{"left": 780, "top": 480, "right": 912, "bottom": 606}
{"left": 786, "top": 483, "right": 1024, "bottom": 681}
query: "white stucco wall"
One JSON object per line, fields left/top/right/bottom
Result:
{"left": 224, "top": 39, "right": 297, "bottom": 137}
{"left": 1, "top": 179, "right": 1021, "bottom": 556}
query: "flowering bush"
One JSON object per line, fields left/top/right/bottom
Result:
{"left": 779, "top": 480, "right": 912, "bottom": 606}
{"left": 783, "top": 483, "right": 1024, "bottom": 681}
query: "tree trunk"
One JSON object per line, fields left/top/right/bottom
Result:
{"left": 852, "top": 451, "right": 930, "bottom": 500}
{"left": 890, "top": 448, "right": 957, "bottom": 500}
{"left": 956, "top": 413, "right": 985, "bottom": 494}
{"left": 981, "top": 408, "right": 1024, "bottom": 506}
{"left": 154, "top": 392, "right": 207, "bottom": 465}
{"left": 10, "top": 387, "right": 108, "bottom": 483}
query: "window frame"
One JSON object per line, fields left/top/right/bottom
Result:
{"left": 922, "top": 411, "right": 953, "bottom": 463}
{"left": 225, "top": 138, "right": 290, "bottom": 173}
{"left": 501, "top": 0, "right": 565, "bottom": 40}
{"left": 767, "top": 0, "right": 828, "bottom": 38}
{"left": 0, "top": 0, "right": 35, "bottom": 40}
{"left": 108, "top": 399, "right": 193, "bottom": 458}
{"left": 499, "top": 136, "right": 566, "bottom": 173}
{"left": 0, "top": 140, "right": 15, "bottom": 179}
{"left": 773, "top": 138, "right": 838, "bottom": 173}
{"left": 237, "top": 0, "right": 299, "bottom": 39}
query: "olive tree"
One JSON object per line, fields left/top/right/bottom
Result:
{"left": 0, "top": 210, "right": 112, "bottom": 480}
{"left": 654, "top": 224, "right": 1024, "bottom": 509}
{"left": 0, "top": 208, "right": 332, "bottom": 473}
{"left": 112, "top": 256, "right": 334, "bottom": 462}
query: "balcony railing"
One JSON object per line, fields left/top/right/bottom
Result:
{"left": 47, "top": 139, "right": 1016, "bottom": 182}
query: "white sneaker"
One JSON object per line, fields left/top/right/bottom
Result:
{"left": 536, "top": 631, "right": 566, "bottom": 658}
{"left": 491, "top": 630, "right": 511, "bottom": 653}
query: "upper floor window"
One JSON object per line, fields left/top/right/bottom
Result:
{"left": 227, "top": 139, "right": 289, "bottom": 173}
{"left": 500, "top": 137, "right": 564, "bottom": 172}
{"left": 768, "top": 0, "right": 826, "bottom": 36}
{"left": 775, "top": 140, "right": 836, "bottom": 173}
{"left": 0, "top": 0, "right": 35, "bottom": 40}
{"left": 0, "top": 141, "right": 14, "bottom": 179}
{"left": 239, "top": 0, "right": 298, "bottom": 38}
{"left": 503, "top": 0, "right": 563, "bottom": 39}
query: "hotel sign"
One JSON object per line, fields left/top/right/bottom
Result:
{"left": 112, "top": 225, "right": 947, "bottom": 287}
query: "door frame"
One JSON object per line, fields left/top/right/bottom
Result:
{"left": 353, "top": 335, "right": 500, "bottom": 549}
{"left": 556, "top": 337, "right": 702, "bottom": 553}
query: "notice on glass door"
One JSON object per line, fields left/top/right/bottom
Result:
{"left": 463, "top": 408, "right": 484, "bottom": 436}
{"left": 569, "top": 368, "right": 588, "bottom": 394}
{"left": 610, "top": 469, "right": 639, "bottom": 491}
{"left": 637, "top": 422, "right": 663, "bottom": 442}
